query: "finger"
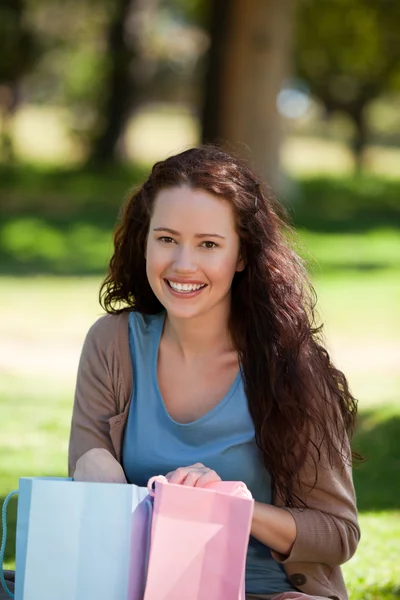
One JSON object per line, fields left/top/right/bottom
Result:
{"left": 167, "top": 467, "right": 191, "bottom": 484}
{"left": 195, "top": 470, "right": 221, "bottom": 488}
{"left": 182, "top": 471, "right": 203, "bottom": 487}
{"left": 165, "top": 468, "right": 184, "bottom": 481}
{"left": 166, "top": 464, "right": 205, "bottom": 482}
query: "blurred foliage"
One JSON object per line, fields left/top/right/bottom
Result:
{"left": 1, "top": 0, "right": 399, "bottom": 168}
{"left": 159, "top": 0, "right": 209, "bottom": 27}
{"left": 295, "top": 0, "right": 400, "bottom": 167}
{"left": 10, "top": 0, "right": 208, "bottom": 165}
{"left": 291, "top": 176, "right": 400, "bottom": 232}
{"left": 0, "top": 0, "right": 42, "bottom": 161}
{"left": 0, "top": 0, "right": 41, "bottom": 83}
{"left": 0, "top": 165, "right": 399, "bottom": 274}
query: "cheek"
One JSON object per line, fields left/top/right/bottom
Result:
{"left": 205, "top": 250, "right": 240, "bottom": 281}
{"left": 145, "top": 242, "right": 164, "bottom": 281}
{"left": 146, "top": 241, "right": 165, "bottom": 266}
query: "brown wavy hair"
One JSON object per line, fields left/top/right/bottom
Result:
{"left": 100, "top": 145, "right": 359, "bottom": 507}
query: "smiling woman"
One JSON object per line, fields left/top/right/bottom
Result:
{"left": 66, "top": 145, "right": 360, "bottom": 600}
{"left": 145, "top": 187, "right": 245, "bottom": 321}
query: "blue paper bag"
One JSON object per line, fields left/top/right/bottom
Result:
{"left": 1, "top": 477, "right": 151, "bottom": 600}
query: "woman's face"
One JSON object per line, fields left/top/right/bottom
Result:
{"left": 146, "top": 186, "right": 244, "bottom": 321}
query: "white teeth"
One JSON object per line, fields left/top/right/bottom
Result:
{"left": 168, "top": 281, "right": 205, "bottom": 292}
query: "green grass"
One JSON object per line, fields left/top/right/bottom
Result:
{"left": 0, "top": 237, "right": 399, "bottom": 599}
{"left": 343, "top": 514, "right": 400, "bottom": 600}
{"left": 342, "top": 400, "right": 400, "bottom": 599}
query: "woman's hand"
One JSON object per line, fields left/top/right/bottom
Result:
{"left": 166, "top": 462, "right": 221, "bottom": 487}
{"left": 73, "top": 448, "right": 127, "bottom": 483}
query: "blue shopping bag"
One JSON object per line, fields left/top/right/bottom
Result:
{"left": 0, "top": 477, "right": 152, "bottom": 600}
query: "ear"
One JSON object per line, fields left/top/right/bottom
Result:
{"left": 236, "top": 253, "right": 246, "bottom": 272}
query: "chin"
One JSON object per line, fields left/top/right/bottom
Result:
{"left": 163, "top": 303, "right": 206, "bottom": 320}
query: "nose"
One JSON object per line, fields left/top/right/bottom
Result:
{"left": 172, "top": 245, "right": 197, "bottom": 274}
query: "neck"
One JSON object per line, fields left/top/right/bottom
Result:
{"left": 163, "top": 300, "right": 233, "bottom": 360}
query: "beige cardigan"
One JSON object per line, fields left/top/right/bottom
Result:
{"left": 68, "top": 312, "right": 360, "bottom": 600}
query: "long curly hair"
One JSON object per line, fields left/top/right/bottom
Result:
{"left": 100, "top": 145, "right": 359, "bottom": 507}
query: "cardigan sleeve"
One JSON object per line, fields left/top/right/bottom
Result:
{"left": 271, "top": 430, "right": 360, "bottom": 566}
{"left": 68, "top": 315, "right": 121, "bottom": 476}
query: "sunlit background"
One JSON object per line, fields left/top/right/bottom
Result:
{"left": 0, "top": 1, "right": 399, "bottom": 598}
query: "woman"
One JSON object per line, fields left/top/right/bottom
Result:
{"left": 69, "top": 146, "right": 360, "bottom": 600}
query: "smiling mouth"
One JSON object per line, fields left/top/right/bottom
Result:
{"left": 165, "top": 280, "right": 207, "bottom": 294}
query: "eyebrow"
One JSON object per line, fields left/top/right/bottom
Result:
{"left": 153, "top": 227, "right": 225, "bottom": 240}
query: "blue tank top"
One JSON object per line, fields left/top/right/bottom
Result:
{"left": 122, "top": 311, "right": 294, "bottom": 595}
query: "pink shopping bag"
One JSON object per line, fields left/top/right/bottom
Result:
{"left": 143, "top": 476, "right": 254, "bottom": 600}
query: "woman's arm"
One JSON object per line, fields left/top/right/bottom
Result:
{"left": 271, "top": 441, "right": 360, "bottom": 566}
{"left": 68, "top": 315, "right": 121, "bottom": 477}
{"left": 73, "top": 448, "right": 127, "bottom": 483}
{"left": 251, "top": 502, "right": 297, "bottom": 556}
{"left": 251, "top": 451, "right": 359, "bottom": 564}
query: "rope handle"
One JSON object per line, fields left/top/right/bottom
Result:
{"left": 0, "top": 491, "right": 18, "bottom": 599}
{"left": 147, "top": 475, "right": 168, "bottom": 497}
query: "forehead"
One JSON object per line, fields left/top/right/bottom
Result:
{"left": 151, "top": 186, "right": 236, "bottom": 233}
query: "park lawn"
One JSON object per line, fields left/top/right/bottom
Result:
{"left": 0, "top": 238, "right": 399, "bottom": 599}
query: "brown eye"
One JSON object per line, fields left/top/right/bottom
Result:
{"left": 201, "top": 241, "right": 218, "bottom": 249}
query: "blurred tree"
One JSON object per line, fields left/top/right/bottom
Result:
{"left": 88, "top": 0, "right": 159, "bottom": 166}
{"left": 295, "top": 0, "right": 400, "bottom": 170}
{"left": 160, "top": 0, "right": 208, "bottom": 26}
{"left": 18, "top": 0, "right": 206, "bottom": 165}
{"left": 0, "top": 0, "right": 40, "bottom": 162}
{"left": 202, "top": 0, "right": 296, "bottom": 190}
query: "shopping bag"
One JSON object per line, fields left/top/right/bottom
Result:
{"left": 143, "top": 476, "right": 254, "bottom": 600}
{"left": 0, "top": 477, "right": 151, "bottom": 600}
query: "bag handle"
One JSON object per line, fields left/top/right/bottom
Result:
{"left": 147, "top": 476, "right": 252, "bottom": 499}
{"left": 147, "top": 475, "right": 167, "bottom": 497}
{"left": 0, "top": 491, "right": 18, "bottom": 599}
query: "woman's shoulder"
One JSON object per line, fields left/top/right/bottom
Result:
{"left": 84, "top": 310, "right": 164, "bottom": 351}
{"left": 81, "top": 312, "right": 132, "bottom": 394}
{"left": 86, "top": 311, "right": 130, "bottom": 344}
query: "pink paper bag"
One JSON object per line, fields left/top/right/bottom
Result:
{"left": 143, "top": 476, "right": 254, "bottom": 600}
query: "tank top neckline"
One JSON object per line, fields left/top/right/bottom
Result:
{"left": 151, "top": 311, "right": 242, "bottom": 429}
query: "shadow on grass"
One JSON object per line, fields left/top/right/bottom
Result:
{"left": 309, "top": 262, "right": 395, "bottom": 275}
{"left": 353, "top": 410, "right": 400, "bottom": 512}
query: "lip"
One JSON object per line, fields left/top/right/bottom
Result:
{"left": 164, "top": 277, "right": 207, "bottom": 285}
{"left": 163, "top": 278, "right": 207, "bottom": 299}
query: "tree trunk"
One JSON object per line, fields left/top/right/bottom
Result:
{"left": 0, "top": 85, "right": 18, "bottom": 163}
{"left": 352, "top": 106, "right": 368, "bottom": 173}
{"left": 0, "top": 0, "right": 27, "bottom": 163}
{"left": 88, "top": 0, "right": 155, "bottom": 167}
{"left": 202, "top": 0, "right": 295, "bottom": 191}
{"left": 201, "top": 0, "right": 234, "bottom": 144}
